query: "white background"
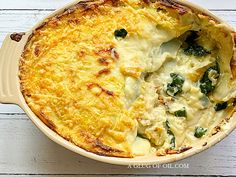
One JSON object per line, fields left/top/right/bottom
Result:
{"left": 0, "top": 0, "right": 236, "bottom": 176}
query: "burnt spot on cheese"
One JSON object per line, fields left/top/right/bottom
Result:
{"left": 87, "top": 83, "right": 114, "bottom": 96}
{"left": 98, "top": 58, "right": 110, "bottom": 66}
{"left": 105, "top": 90, "right": 114, "bottom": 96}
{"left": 96, "top": 47, "right": 119, "bottom": 59}
{"left": 159, "top": 0, "right": 188, "bottom": 15}
{"left": 87, "top": 83, "right": 101, "bottom": 94}
{"left": 21, "top": 87, "right": 32, "bottom": 97}
{"left": 165, "top": 149, "right": 178, "bottom": 155}
{"left": 10, "top": 32, "right": 25, "bottom": 42}
{"left": 111, "top": 48, "right": 119, "bottom": 60}
{"left": 59, "top": 1, "right": 93, "bottom": 19}
{"left": 97, "top": 48, "right": 112, "bottom": 54}
{"left": 142, "top": 0, "right": 150, "bottom": 4}
{"left": 222, "top": 30, "right": 229, "bottom": 38}
{"left": 79, "top": 130, "right": 130, "bottom": 157}
{"left": 47, "top": 17, "right": 60, "bottom": 27}
{"left": 38, "top": 111, "right": 56, "bottom": 130}
{"left": 68, "top": 18, "right": 80, "bottom": 24}
{"left": 95, "top": 47, "right": 119, "bottom": 63}
{"left": 96, "top": 68, "right": 111, "bottom": 77}
{"left": 179, "top": 146, "right": 192, "bottom": 153}
{"left": 73, "top": 0, "right": 108, "bottom": 13}
{"left": 62, "top": 7, "right": 76, "bottom": 16}
{"left": 158, "top": 146, "right": 192, "bottom": 156}
{"left": 94, "top": 139, "right": 122, "bottom": 153}
{"left": 22, "top": 34, "right": 34, "bottom": 52}
{"left": 34, "top": 45, "right": 40, "bottom": 57}
{"left": 77, "top": 51, "right": 86, "bottom": 58}
{"left": 35, "top": 22, "right": 47, "bottom": 31}
{"left": 32, "top": 0, "right": 99, "bottom": 31}
{"left": 25, "top": 93, "right": 32, "bottom": 97}
{"left": 212, "top": 125, "right": 221, "bottom": 136}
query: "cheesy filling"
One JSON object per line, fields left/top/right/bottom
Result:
{"left": 20, "top": 0, "right": 236, "bottom": 157}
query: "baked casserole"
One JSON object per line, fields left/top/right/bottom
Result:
{"left": 19, "top": 0, "right": 236, "bottom": 157}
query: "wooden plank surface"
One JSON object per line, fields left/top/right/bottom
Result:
{"left": 0, "top": 116, "right": 235, "bottom": 175}
{"left": 0, "top": 0, "right": 236, "bottom": 176}
{"left": 0, "top": 0, "right": 235, "bottom": 10}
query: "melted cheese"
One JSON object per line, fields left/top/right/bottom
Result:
{"left": 20, "top": 0, "right": 236, "bottom": 157}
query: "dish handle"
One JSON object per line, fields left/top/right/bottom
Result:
{"left": 0, "top": 32, "right": 29, "bottom": 104}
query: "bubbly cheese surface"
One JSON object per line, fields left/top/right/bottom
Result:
{"left": 19, "top": 0, "right": 236, "bottom": 157}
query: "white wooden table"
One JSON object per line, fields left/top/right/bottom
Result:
{"left": 0, "top": 0, "right": 236, "bottom": 176}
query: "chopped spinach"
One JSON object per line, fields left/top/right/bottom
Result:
{"left": 165, "top": 120, "right": 170, "bottom": 129}
{"left": 171, "top": 73, "right": 185, "bottom": 85}
{"left": 184, "top": 45, "right": 211, "bottom": 57}
{"left": 166, "top": 73, "right": 185, "bottom": 96}
{"left": 174, "top": 108, "right": 187, "bottom": 117}
{"left": 200, "top": 64, "right": 220, "bottom": 95}
{"left": 137, "top": 133, "right": 149, "bottom": 140}
{"left": 114, "top": 28, "right": 127, "bottom": 39}
{"left": 215, "top": 102, "right": 228, "bottom": 111}
{"left": 194, "top": 127, "right": 207, "bottom": 138}
{"left": 166, "top": 84, "right": 179, "bottom": 96}
{"left": 165, "top": 120, "right": 175, "bottom": 149}
{"left": 200, "top": 80, "right": 215, "bottom": 95}
{"left": 167, "top": 129, "right": 176, "bottom": 149}
{"left": 183, "top": 31, "right": 211, "bottom": 57}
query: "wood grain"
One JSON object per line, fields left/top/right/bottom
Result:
{"left": 0, "top": 0, "right": 235, "bottom": 10}
{"left": 0, "top": 0, "right": 236, "bottom": 176}
{"left": 0, "top": 117, "right": 235, "bottom": 175}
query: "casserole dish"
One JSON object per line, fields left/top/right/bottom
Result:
{"left": 0, "top": 0, "right": 236, "bottom": 165}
